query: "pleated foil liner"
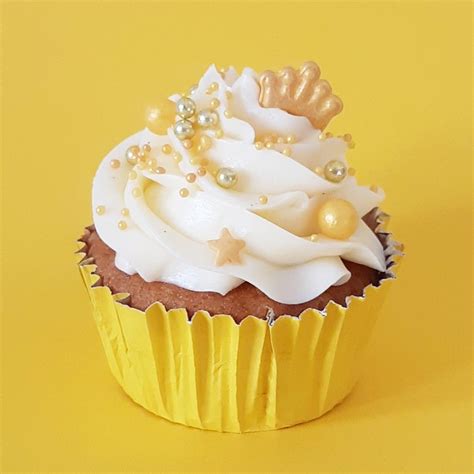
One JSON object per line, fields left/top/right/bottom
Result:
{"left": 76, "top": 217, "right": 402, "bottom": 433}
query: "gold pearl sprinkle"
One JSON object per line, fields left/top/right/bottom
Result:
{"left": 132, "top": 187, "right": 142, "bottom": 198}
{"left": 255, "top": 141, "right": 264, "bottom": 150}
{"left": 370, "top": 185, "right": 378, "bottom": 192}
{"left": 110, "top": 159, "right": 121, "bottom": 169}
{"left": 161, "top": 144, "right": 172, "bottom": 154}
{"left": 128, "top": 170, "right": 137, "bottom": 180}
{"left": 343, "top": 133, "right": 352, "bottom": 143}
{"left": 282, "top": 147, "right": 291, "bottom": 156}
{"left": 186, "top": 173, "right": 197, "bottom": 183}
{"left": 146, "top": 157, "right": 157, "bottom": 168}
{"left": 223, "top": 110, "right": 233, "bottom": 119}
{"left": 286, "top": 134, "right": 296, "bottom": 144}
{"left": 348, "top": 167, "right": 356, "bottom": 176}
{"left": 314, "top": 166, "right": 324, "bottom": 176}
{"left": 182, "top": 139, "right": 193, "bottom": 149}
{"left": 189, "top": 157, "right": 199, "bottom": 165}
{"left": 95, "top": 205, "right": 105, "bottom": 215}
{"left": 225, "top": 90, "right": 232, "bottom": 100}
{"left": 215, "top": 129, "right": 224, "bottom": 139}
{"left": 206, "top": 82, "right": 219, "bottom": 94}
{"left": 265, "top": 142, "right": 274, "bottom": 149}
{"left": 258, "top": 195, "right": 268, "bottom": 204}
{"left": 156, "top": 166, "right": 166, "bottom": 174}
{"left": 310, "top": 234, "right": 319, "bottom": 242}
{"left": 179, "top": 188, "right": 190, "bottom": 198}
{"left": 197, "top": 167, "right": 207, "bottom": 176}
{"left": 200, "top": 135, "right": 212, "bottom": 150}
{"left": 121, "top": 208, "right": 129, "bottom": 216}
{"left": 118, "top": 220, "right": 127, "bottom": 230}
{"left": 277, "top": 136, "right": 285, "bottom": 144}
{"left": 172, "top": 151, "right": 182, "bottom": 163}
{"left": 319, "top": 133, "right": 325, "bottom": 141}
{"left": 142, "top": 143, "right": 152, "bottom": 153}
{"left": 210, "top": 98, "right": 220, "bottom": 109}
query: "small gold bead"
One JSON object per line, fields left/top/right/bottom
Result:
{"left": 172, "top": 151, "right": 182, "bottom": 163}
{"left": 263, "top": 134, "right": 273, "bottom": 144}
{"left": 223, "top": 110, "right": 233, "bottom": 119}
{"left": 370, "top": 185, "right": 378, "bottom": 192}
{"left": 142, "top": 143, "right": 152, "bottom": 153}
{"left": 186, "top": 173, "right": 197, "bottom": 183}
{"left": 258, "top": 195, "right": 268, "bottom": 204}
{"left": 189, "top": 157, "right": 199, "bottom": 165}
{"left": 343, "top": 133, "right": 352, "bottom": 143}
{"left": 348, "top": 141, "right": 356, "bottom": 149}
{"left": 310, "top": 234, "right": 319, "bottom": 242}
{"left": 199, "top": 135, "right": 212, "bottom": 151}
{"left": 146, "top": 157, "right": 157, "bottom": 169}
{"left": 215, "top": 129, "right": 224, "bottom": 139}
{"left": 314, "top": 166, "right": 324, "bottom": 176}
{"left": 179, "top": 188, "right": 190, "bottom": 198}
{"left": 282, "top": 147, "right": 291, "bottom": 156}
{"left": 197, "top": 167, "right": 207, "bottom": 176}
{"left": 255, "top": 141, "right": 264, "bottom": 150}
{"left": 110, "top": 159, "right": 121, "bottom": 169}
{"left": 225, "top": 90, "right": 232, "bottom": 100}
{"left": 210, "top": 98, "right": 220, "bottom": 109}
{"left": 156, "top": 166, "right": 166, "bottom": 174}
{"left": 182, "top": 139, "right": 193, "bottom": 149}
{"left": 161, "top": 144, "right": 172, "bottom": 154}
{"left": 128, "top": 170, "right": 137, "bottom": 180}
{"left": 218, "top": 65, "right": 228, "bottom": 74}
{"left": 118, "top": 220, "right": 127, "bottom": 231}
{"left": 132, "top": 187, "right": 142, "bottom": 198}
{"left": 286, "top": 134, "right": 296, "bottom": 144}
{"left": 348, "top": 167, "right": 356, "bottom": 176}
{"left": 206, "top": 82, "right": 219, "bottom": 94}
{"left": 200, "top": 158, "right": 209, "bottom": 166}
{"left": 319, "top": 133, "right": 325, "bottom": 141}
{"left": 277, "top": 136, "right": 285, "bottom": 144}
{"left": 95, "top": 205, "right": 105, "bottom": 215}
{"left": 121, "top": 208, "right": 129, "bottom": 216}
{"left": 265, "top": 142, "right": 274, "bottom": 149}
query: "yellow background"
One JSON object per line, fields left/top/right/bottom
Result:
{"left": 2, "top": 1, "right": 472, "bottom": 472}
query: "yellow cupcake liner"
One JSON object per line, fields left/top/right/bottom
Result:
{"left": 76, "top": 219, "right": 402, "bottom": 433}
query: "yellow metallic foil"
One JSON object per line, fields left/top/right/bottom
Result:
{"left": 76, "top": 224, "right": 401, "bottom": 433}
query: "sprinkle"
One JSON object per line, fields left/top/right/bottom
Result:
{"left": 225, "top": 91, "right": 232, "bottom": 100}
{"left": 282, "top": 147, "right": 291, "bottom": 156}
{"left": 118, "top": 220, "right": 127, "bottom": 230}
{"left": 265, "top": 142, "right": 274, "bottom": 149}
{"left": 286, "top": 134, "right": 296, "bottom": 144}
{"left": 310, "top": 234, "right": 319, "bottom": 242}
{"left": 325, "top": 132, "right": 333, "bottom": 139}
{"left": 199, "top": 135, "right": 212, "bottom": 150}
{"left": 128, "top": 170, "right": 137, "bottom": 180}
{"left": 179, "top": 188, "right": 190, "bottom": 198}
{"left": 258, "top": 195, "right": 268, "bottom": 204}
{"left": 110, "top": 159, "right": 121, "bottom": 169}
{"left": 343, "top": 133, "right": 352, "bottom": 143}
{"left": 172, "top": 151, "right": 182, "bottom": 163}
{"left": 121, "top": 208, "right": 129, "bottom": 216}
{"left": 132, "top": 187, "right": 142, "bottom": 198}
{"left": 215, "top": 129, "right": 224, "bottom": 139}
{"left": 182, "top": 139, "right": 193, "bottom": 149}
{"left": 156, "top": 166, "right": 166, "bottom": 174}
{"left": 186, "top": 173, "right": 197, "bottom": 183}
{"left": 255, "top": 141, "right": 264, "bottom": 150}
{"left": 146, "top": 157, "right": 157, "bottom": 168}
{"left": 197, "top": 167, "right": 207, "bottom": 176}
{"left": 206, "top": 82, "right": 219, "bottom": 94}
{"left": 223, "top": 110, "right": 232, "bottom": 119}
{"left": 142, "top": 143, "right": 152, "bottom": 153}
{"left": 314, "top": 166, "right": 324, "bottom": 176}
{"left": 210, "top": 98, "right": 220, "bottom": 109}
{"left": 161, "top": 144, "right": 172, "bottom": 154}
{"left": 95, "top": 205, "right": 105, "bottom": 215}
{"left": 277, "top": 136, "right": 285, "bottom": 144}
{"left": 370, "top": 185, "right": 378, "bottom": 192}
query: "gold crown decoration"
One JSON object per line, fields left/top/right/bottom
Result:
{"left": 258, "top": 61, "right": 343, "bottom": 131}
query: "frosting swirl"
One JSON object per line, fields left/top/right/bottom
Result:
{"left": 92, "top": 65, "right": 386, "bottom": 305}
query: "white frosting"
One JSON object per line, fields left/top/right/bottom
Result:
{"left": 92, "top": 65, "right": 386, "bottom": 305}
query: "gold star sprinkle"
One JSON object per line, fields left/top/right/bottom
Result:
{"left": 207, "top": 228, "right": 245, "bottom": 267}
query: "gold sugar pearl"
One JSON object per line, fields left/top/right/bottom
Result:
{"left": 161, "top": 144, "right": 172, "bottom": 154}
{"left": 128, "top": 170, "right": 137, "bottom": 180}
{"left": 182, "top": 139, "right": 193, "bottom": 149}
{"left": 225, "top": 91, "right": 232, "bottom": 100}
{"left": 286, "top": 134, "right": 296, "bottom": 144}
{"left": 179, "top": 188, "right": 190, "bottom": 198}
{"left": 209, "top": 82, "right": 219, "bottom": 92}
{"left": 121, "top": 208, "right": 129, "bottom": 216}
{"left": 343, "top": 133, "right": 352, "bottom": 143}
{"left": 314, "top": 166, "right": 324, "bottom": 176}
{"left": 156, "top": 166, "right": 166, "bottom": 174}
{"left": 282, "top": 147, "right": 291, "bottom": 156}
{"left": 189, "top": 157, "right": 199, "bottom": 165}
{"left": 317, "top": 199, "right": 358, "bottom": 240}
{"left": 172, "top": 151, "right": 182, "bottom": 163}
{"left": 199, "top": 135, "right": 212, "bottom": 151}
{"left": 186, "top": 173, "right": 197, "bottom": 183}
{"left": 118, "top": 220, "right": 127, "bottom": 231}
{"left": 348, "top": 167, "right": 356, "bottom": 176}
{"left": 125, "top": 145, "right": 141, "bottom": 165}
{"left": 210, "top": 98, "right": 220, "bottom": 109}
{"left": 95, "top": 205, "right": 106, "bottom": 215}
{"left": 197, "top": 167, "right": 207, "bottom": 177}
{"left": 324, "top": 160, "right": 347, "bottom": 183}
{"left": 263, "top": 135, "right": 273, "bottom": 144}
{"left": 132, "top": 187, "right": 142, "bottom": 198}
{"left": 146, "top": 157, "right": 157, "bottom": 168}
{"left": 255, "top": 141, "right": 264, "bottom": 150}
{"left": 318, "top": 133, "right": 325, "bottom": 141}
{"left": 265, "top": 142, "right": 274, "bottom": 149}
{"left": 258, "top": 195, "right": 268, "bottom": 204}
{"left": 215, "top": 129, "right": 224, "bottom": 139}
{"left": 110, "top": 159, "right": 121, "bottom": 169}
{"left": 310, "top": 234, "right": 319, "bottom": 242}
{"left": 223, "top": 110, "right": 233, "bottom": 119}
{"left": 142, "top": 143, "right": 152, "bottom": 153}
{"left": 277, "top": 136, "right": 285, "bottom": 144}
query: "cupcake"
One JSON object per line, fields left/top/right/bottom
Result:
{"left": 77, "top": 62, "right": 402, "bottom": 433}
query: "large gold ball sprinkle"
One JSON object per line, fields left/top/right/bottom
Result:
{"left": 197, "top": 109, "right": 219, "bottom": 128}
{"left": 125, "top": 145, "right": 141, "bottom": 165}
{"left": 317, "top": 199, "right": 358, "bottom": 240}
{"left": 145, "top": 100, "right": 176, "bottom": 135}
{"left": 176, "top": 97, "right": 196, "bottom": 119}
{"left": 173, "top": 119, "right": 195, "bottom": 140}
{"left": 324, "top": 160, "right": 347, "bottom": 183}
{"left": 216, "top": 167, "right": 238, "bottom": 189}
